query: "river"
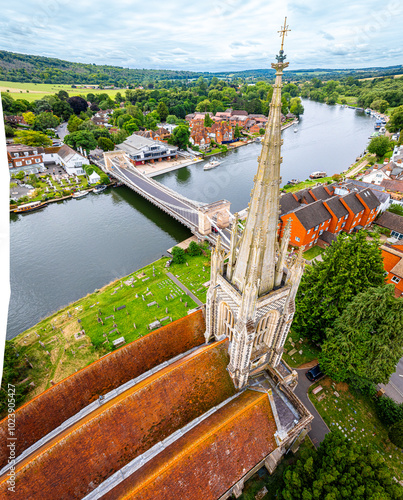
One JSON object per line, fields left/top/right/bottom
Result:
{"left": 7, "top": 100, "right": 375, "bottom": 339}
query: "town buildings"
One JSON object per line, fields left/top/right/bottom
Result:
{"left": 381, "top": 244, "right": 403, "bottom": 297}
{"left": 279, "top": 182, "right": 381, "bottom": 249}
{"left": 7, "top": 144, "right": 45, "bottom": 174}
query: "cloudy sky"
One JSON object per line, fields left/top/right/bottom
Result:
{"left": 0, "top": 0, "right": 401, "bottom": 72}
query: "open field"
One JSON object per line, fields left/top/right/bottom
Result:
{"left": 309, "top": 378, "right": 403, "bottom": 482}
{"left": 0, "top": 81, "right": 120, "bottom": 102}
{"left": 9, "top": 251, "right": 211, "bottom": 406}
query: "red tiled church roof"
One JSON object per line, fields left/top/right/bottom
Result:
{"left": 0, "top": 311, "right": 206, "bottom": 469}
{"left": 103, "top": 390, "right": 277, "bottom": 500}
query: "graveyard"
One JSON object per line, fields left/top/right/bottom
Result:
{"left": 9, "top": 249, "right": 211, "bottom": 407}
{"left": 309, "top": 378, "right": 403, "bottom": 482}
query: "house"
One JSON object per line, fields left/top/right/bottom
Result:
{"left": 337, "top": 180, "right": 390, "bottom": 213}
{"left": 381, "top": 245, "right": 403, "bottom": 297}
{"left": 117, "top": 133, "right": 178, "bottom": 164}
{"left": 279, "top": 184, "right": 380, "bottom": 248}
{"left": 375, "top": 211, "right": 403, "bottom": 240}
{"left": 362, "top": 164, "right": 391, "bottom": 185}
{"left": 7, "top": 144, "right": 45, "bottom": 174}
{"left": 57, "top": 145, "right": 89, "bottom": 175}
{"left": 89, "top": 171, "right": 101, "bottom": 184}
{"left": 5, "top": 115, "right": 28, "bottom": 126}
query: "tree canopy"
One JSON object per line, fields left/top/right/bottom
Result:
{"left": 168, "top": 123, "right": 190, "bottom": 150}
{"left": 64, "top": 130, "right": 97, "bottom": 152}
{"left": 319, "top": 285, "right": 403, "bottom": 384}
{"left": 293, "top": 231, "right": 385, "bottom": 343}
{"left": 14, "top": 130, "right": 52, "bottom": 147}
{"left": 367, "top": 136, "right": 392, "bottom": 157}
{"left": 281, "top": 432, "right": 403, "bottom": 500}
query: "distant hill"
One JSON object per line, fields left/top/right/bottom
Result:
{"left": 0, "top": 50, "right": 402, "bottom": 85}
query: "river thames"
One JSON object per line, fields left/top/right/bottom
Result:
{"left": 7, "top": 100, "right": 375, "bottom": 339}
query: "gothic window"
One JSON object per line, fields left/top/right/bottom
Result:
{"left": 219, "top": 302, "right": 234, "bottom": 341}
{"left": 254, "top": 311, "right": 279, "bottom": 348}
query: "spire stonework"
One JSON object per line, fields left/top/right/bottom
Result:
{"left": 205, "top": 19, "right": 304, "bottom": 389}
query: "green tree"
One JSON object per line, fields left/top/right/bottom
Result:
{"left": 33, "top": 112, "right": 60, "bottom": 131}
{"left": 22, "top": 111, "right": 36, "bottom": 125}
{"left": 168, "top": 123, "right": 190, "bottom": 150}
{"left": 123, "top": 118, "right": 139, "bottom": 134}
{"left": 67, "top": 114, "right": 83, "bottom": 133}
{"left": 289, "top": 97, "right": 304, "bottom": 117}
{"left": 319, "top": 285, "right": 403, "bottom": 384}
{"left": 367, "top": 136, "right": 391, "bottom": 157}
{"left": 5, "top": 124, "right": 14, "bottom": 137}
{"left": 111, "top": 129, "right": 128, "bottom": 144}
{"left": 196, "top": 99, "right": 211, "bottom": 112}
{"left": 52, "top": 100, "right": 74, "bottom": 121}
{"left": 370, "top": 99, "right": 389, "bottom": 113}
{"left": 156, "top": 101, "right": 169, "bottom": 122}
{"left": 97, "top": 136, "right": 115, "bottom": 151}
{"left": 281, "top": 432, "right": 403, "bottom": 500}
{"left": 204, "top": 113, "right": 213, "bottom": 127}
{"left": 234, "top": 124, "right": 241, "bottom": 139}
{"left": 187, "top": 241, "right": 202, "bottom": 256}
{"left": 326, "top": 92, "right": 339, "bottom": 105}
{"left": 294, "top": 231, "right": 385, "bottom": 343}
{"left": 166, "top": 114, "right": 179, "bottom": 124}
{"left": 387, "top": 105, "right": 403, "bottom": 133}
{"left": 171, "top": 246, "right": 186, "bottom": 264}
{"left": 388, "top": 420, "right": 403, "bottom": 449}
{"left": 56, "top": 90, "right": 69, "bottom": 101}
{"left": 388, "top": 204, "right": 403, "bottom": 216}
{"left": 14, "top": 130, "right": 52, "bottom": 147}
{"left": 64, "top": 130, "right": 97, "bottom": 152}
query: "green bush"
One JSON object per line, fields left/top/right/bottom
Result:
{"left": 187, "top": 241, "right": 203, "bottom": 256}
{"left": 376, "top": 395, "right": 403, "bottom": 426}
{"left": 171, "top": 246, "right": 186, "bottom": 264}
{"left": 388, "top": 420, "right": 403, "bottom": 448}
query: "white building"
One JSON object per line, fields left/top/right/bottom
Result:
{"left": 54, "top": 145, "right": 89, "bottom": 175}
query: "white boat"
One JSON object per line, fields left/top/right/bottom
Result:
{"left": 365, "top": 108, "right": 371, "bottom": 114}
{"left": 309, "top": 171, "right": 327, "bottom": 179}
{"left": 72, "top": 190, "right": 89, "bottom": 199}
{"left": 204, "top": 159, "right": 221, "bottom": 171}
{"left": 93, "top": 184, "right": 107, "bottom": 194}
{"left": 294, "top": 126, "right": 298, "bottom": 133}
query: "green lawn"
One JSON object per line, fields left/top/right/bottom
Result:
{"left": 0, "top": 80, "right": 120, "bottom": 102}
{"left": 282, "top": 177, "right": 334, "bottom": 193}
{"left": 309, "top": 379, "right": 403, "bottom": 482}
{"left": 282, "top": 329, "right": 319, "bottom": 368}
{"left": 302, "top": 246, "right": 323, "bottom": 261}
{"left": 10, "top": 251, "right": 211, "bottom": 403}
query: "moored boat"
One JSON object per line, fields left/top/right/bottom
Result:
{"left": 93, "top": 184, "right": 107, "bottom": 194}
{"left": 14, "top": 200, "right": 47, "bottom": 213}
{"left": 309, "top": 171, "right": 327, "bottom": 179}
{"left": 72, "top": 190, "right": 89, "bottom": 199}
{"left": 365, "top": 108, "right": 371, "bottom": 114}
{"left": 204, "top": 158, "right": 221, "bottom": 171}
{"left": 287, "top": 178, "right": 300, "bottom": 185}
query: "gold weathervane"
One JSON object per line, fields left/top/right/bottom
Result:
{"left": 278, "top": 17, "right": 291, "bottom": 51}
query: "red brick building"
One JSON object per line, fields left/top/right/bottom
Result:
{"left": 7, "top": 144, "right": 44, "bottom": 173}
{"left": 279, "top": 184, "right": 380, "bottom": 249}
{"left": 381, "top": 245, "right": 403, "bottom": 297}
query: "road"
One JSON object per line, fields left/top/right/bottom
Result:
{"left": 294, "top": 368, "right": 330, "bottom": 448}
{"left": 56, "top": 121, "right": 68, "bottom": 140}
{"left": 379, "top": 357, "right": 403, "bottom": 403}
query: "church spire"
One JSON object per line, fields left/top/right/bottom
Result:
{"left": 230, "top": 19, "right": 290, "bottom": 295}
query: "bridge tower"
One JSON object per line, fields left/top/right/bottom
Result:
{"left": 205, "top": 19, "right": 305, "bottom": 390}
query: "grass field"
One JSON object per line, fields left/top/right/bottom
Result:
{"left": 0, "top": 80, "right": 120, "bottom": 102}
{"left": 302, "top": 246, "right": 323, "bottom": 261}
{"left": 11, "top": 251, "right": 211, "bottom": 405}
{"left": 282, "top": 329, "right": 319, "bottom": 368}
{"left": 309, "top": 378, "right": 403, "bottom": 482}
{"left": 282, "top": 176, "right": 334, "bottom": 193}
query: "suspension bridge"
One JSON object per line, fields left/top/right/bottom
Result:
{"left": 101, "top": 151, "right": 234, "bottom": 249}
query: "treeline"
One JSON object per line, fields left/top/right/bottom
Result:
{"left": 300, "top": 74, "right": 403, "bottom": 109}
{"left": 1, "top": 50, "right": 402, "bottom": 87}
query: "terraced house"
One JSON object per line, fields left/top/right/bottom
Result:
{"left": 279, "top": 183, "right": 381, "bottom": 248}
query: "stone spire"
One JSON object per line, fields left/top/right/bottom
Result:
{"left": 230, "top": 19, "right": 290, "bottom": 295}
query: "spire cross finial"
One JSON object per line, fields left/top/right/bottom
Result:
{"left": 278, "top": 17, "right": 291, "bottom": 51}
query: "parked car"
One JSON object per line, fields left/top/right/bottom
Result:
{"left": 211, "top": 226, "right": 219, "bottom": 233}
{"left": 305, "top": 364, "right": 324, "bottom": 382}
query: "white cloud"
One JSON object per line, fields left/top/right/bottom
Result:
{"left": 0, "top": 0, "right": 401, "bottom": 71}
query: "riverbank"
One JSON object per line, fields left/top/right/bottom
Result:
{"left": 3, "top": 247, "right": 211, "bottom": 414}
{"left": 142, "top": 157, "right": 204, "bottom": 178}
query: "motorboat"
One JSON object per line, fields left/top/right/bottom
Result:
{"left": 287, "top": 179, "right": 300, "bottom": 185}
{"left": 14, "top": 200, "right": 47, "bottom": 213}
{"left": 365, "top": 108, "right": 371, "bottom": 114}
{"left": 309, "top": 171, "right": 327, "bottom": 179}
{"left": 72, "top": 190, "right": 89, "bottom": 199}
{"left": 204, "top": 159, "right": 221, "bottom": 171}
{"left": 93, "top": 184, "right": 107, "bottom": 194}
